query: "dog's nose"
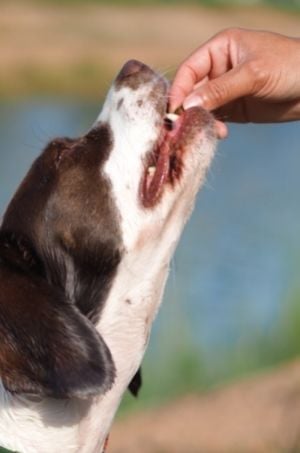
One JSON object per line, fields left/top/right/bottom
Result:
{"left": 118, "top": 60, "right": 145, "bottom": 78}
{"left": 115, "top": 60, "right": 155, "bottom": 88}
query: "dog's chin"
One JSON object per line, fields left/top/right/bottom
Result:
{"left": 140, "top": 106, "right": 215, "bottom": 208}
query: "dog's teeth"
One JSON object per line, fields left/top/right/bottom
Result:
{"left": 165, "top": 113, "right": 179, "bottom": 122}
{"left": 148, "top": 166, "right": 156, "bottom": 176}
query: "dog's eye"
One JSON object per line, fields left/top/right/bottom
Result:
{"left": 44, "top": 137, "right": 76, "bottom": 169}
{"left": 46, "top": 139, "right": 71, "bottom": 167}
{"left": 54, "top": 148, "right": 63, "bottom": 165}
{"left": 53, "top": 147, "right": 64, "bottom": 168}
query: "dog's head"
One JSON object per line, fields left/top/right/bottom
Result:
{"left": 0, "top": 61, "right": 216, "bottom": 400}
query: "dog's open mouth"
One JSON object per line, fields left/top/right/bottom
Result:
{"left": 141, "top": 107, "right": 208, "bottom": 208}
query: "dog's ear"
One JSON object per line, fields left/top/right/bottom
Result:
{"left": 0, "top": 257, "right": 115, "bottom": 399}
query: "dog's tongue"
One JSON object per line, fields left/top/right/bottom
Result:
{"left": 142, "top": 113, "right": 183, "bottom": 208}
{"left": 142, "top": 138, "right": 170, "bottom": 208}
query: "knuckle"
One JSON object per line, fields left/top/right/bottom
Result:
{"left": 185, "top": 62, "right": 199, "bottom": 84}
{"left": 207, "top": 81, "right": 228, "bottom": 106}
{"left": 218, "top": 27, "right": 242, "bottom": 40}
{"left": 246, "top": 60, "right": 268, "bottom": 89}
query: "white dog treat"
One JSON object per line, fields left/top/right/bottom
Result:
{"left": 147, "top": 166, "right": 156, "bottom": 176}
{"left": 165, "top": 113, "right": 179, "bottom": 122}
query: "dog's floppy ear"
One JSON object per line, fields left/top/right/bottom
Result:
{"left": 0, "top": 256, "right": 115, "bottom": 399}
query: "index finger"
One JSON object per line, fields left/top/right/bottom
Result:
{"left": 169, "top": 48, "right": 212, "bottom": 112}
{"left": 169, "top": 31, "right": 232, "bottom": 112}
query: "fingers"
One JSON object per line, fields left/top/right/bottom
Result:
{"left": 183, "top": 61, "right": 267, "bottom": 113}
{"left": 169, "top": 53, "right": 211, "bottom": 112}
{"left": 169, "top": 33, "right": 227, "bottom": 112}
{"left": 170, "top": 28, "right": 300, "bottom": 124}
{"left": 169, "top": 29, "right": 235, "bottom": 112}
{"left": 168, "top": 64, "right": 198, "bottom": 113}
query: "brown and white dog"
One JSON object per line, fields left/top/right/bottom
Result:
{"left": 0, "top": 60, "right": 217, "bottom": 452}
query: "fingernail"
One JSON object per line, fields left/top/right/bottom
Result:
{"left": 183, "top": 94, "right": 204, "bottom": 110}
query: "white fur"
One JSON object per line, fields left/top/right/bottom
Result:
{"left": 0, "top": 69, "right": 216, "bottom": 453}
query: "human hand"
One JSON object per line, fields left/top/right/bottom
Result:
{"left": 169, "top": 28, "right": 300, "bottom": 136}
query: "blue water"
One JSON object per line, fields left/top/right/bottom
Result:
{"left": 1, "top": 99, "right": 299, "bottom": 369}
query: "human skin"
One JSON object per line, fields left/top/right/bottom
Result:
{"left": 169, "top": 28, "right": 300, "bottom": 138}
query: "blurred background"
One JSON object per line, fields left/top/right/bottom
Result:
{"left": 1, "top": 0, "right": 300, "bottom": 451}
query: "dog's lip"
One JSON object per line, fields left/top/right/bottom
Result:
{"left": 141, "top": 106, "right": 211, "bottom": 208}
{"left": 141, "top": 112, "right": 181, "bottom": 208}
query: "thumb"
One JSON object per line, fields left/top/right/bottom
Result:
{"left": 183, "top": 63, "right": 260, "bottom": 112}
